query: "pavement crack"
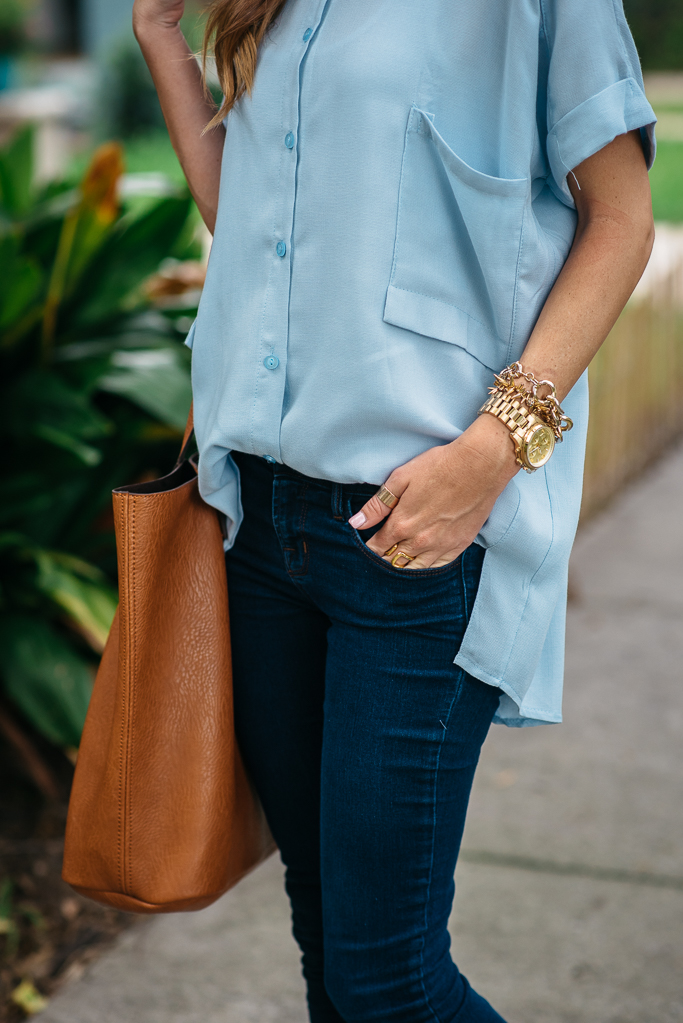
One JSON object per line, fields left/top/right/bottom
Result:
{"left": 459, "top": 849, "right": 683, "bottom": 892}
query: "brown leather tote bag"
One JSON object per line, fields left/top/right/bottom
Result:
{"left": 62, "top": 412, "right": 275, "bottom": 913}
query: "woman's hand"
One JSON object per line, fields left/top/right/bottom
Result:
{"left": 133, "top": 0, "right": 186, "bottom": 33}
{"left": 348, "top": 414, "right": 519, "bottom": 569}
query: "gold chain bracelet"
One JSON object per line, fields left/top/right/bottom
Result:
{"left": 490, "top": 362, "right": 573, "bottom": 441}
{"left": 479, "top": 363, "right": 573, "bottom": 472}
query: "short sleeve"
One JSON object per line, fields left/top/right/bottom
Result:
{"left": 540, "top": 0, "right": 656, "bottom": 206}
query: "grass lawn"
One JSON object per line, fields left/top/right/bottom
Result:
{"left": 122, "top": 131, "right": 186, "bottom": 184}
{"left": 68, "top": 130, "right": 185, "bottom": 186}
{"left": 649, "top": 139, "right": 683, "bottom": 222}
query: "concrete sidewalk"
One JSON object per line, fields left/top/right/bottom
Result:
{"left": 41, "top": 443, "right": 683, "bottom": 1023}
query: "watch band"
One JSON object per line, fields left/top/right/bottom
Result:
{"left": 479, "top": 389, "right": 551, "bottom": 473}
{"left": 479, "top": 390, "right": 534, "bottom": 433}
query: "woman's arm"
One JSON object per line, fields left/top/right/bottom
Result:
{"left": 133, "top": 0, "right": 225, "bottom": 232}
{"left": 353, "top": 130, "right": 655, "bottom": 568}
{"left": 519, "top": 129, "right": 654, "bottom": 399}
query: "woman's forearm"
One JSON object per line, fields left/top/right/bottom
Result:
{"left": 516, "top": 130, "right": 654, "bottom": 401}
{"left": 458, "top": 129, "right": 654, "bottom": 478}
{"left": 134, "top": 15, "right": 225, "bottom": 232}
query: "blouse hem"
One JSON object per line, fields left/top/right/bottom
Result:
{"left": 454, "top": 649, "right": 563, "bottom": 728}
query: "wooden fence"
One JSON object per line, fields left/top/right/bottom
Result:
{"left": 581, "top": 264, "right": 683, "bottom": 520}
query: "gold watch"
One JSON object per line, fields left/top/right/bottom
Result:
{"left": 479, "top": 390, "right": 555, "bottom": 473}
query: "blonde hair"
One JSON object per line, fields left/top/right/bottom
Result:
{"left": 202, "top": 0, "right": 288, "bottom": 129}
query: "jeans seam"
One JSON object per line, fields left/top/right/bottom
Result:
{"left": 332, "top": 483, "right": 345, "bottom": 520}
{"left": 460, "top": 547, "right": 471, "bottom": 619}
{"left": 280, "top": 482, "right": 310, "bottom": 579}
{"left": 296, "top": 484, "right": 310, "bottom": 576}
{"left": 271, "top": 478, "right": 310, "bottom": 579}
{"left": 418, "top": 669, "right": 466, "bottom": 1023}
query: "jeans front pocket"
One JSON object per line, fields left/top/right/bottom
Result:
{"left": 384, "top": 106, "right": 531, "bottom": 372}
{"left": 346, "top": 495, "right": 464, "bottom": 579}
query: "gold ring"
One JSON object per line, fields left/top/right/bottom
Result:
{"left": 391, "top": 550, "right": 416, "bottom": 568}
{"left": 376, "top": 485, "right": 399, "bottom": 510}
{"left": 384, "top": 543, "right": 399, "bottom": 557}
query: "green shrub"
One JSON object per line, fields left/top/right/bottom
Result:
{"left": 624, "top": 0, "right": 683, "bottom": 71}
{"left": 649, "top": 141, "right": 683, "bottom": 222}
{"left": 0, "top": 0, "right": 27, "bottom": 56}
{"left": 97, "top": 38, "right": 166, "bottom": 141}
{"left": 0, "top": 126, "right": 197, "bottom": 749}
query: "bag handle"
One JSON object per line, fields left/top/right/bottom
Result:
{"left": 174, "top": 404, "right": 195, "bottom": 469}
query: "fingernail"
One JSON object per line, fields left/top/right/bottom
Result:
{"left": 348, "top": 512, "right": 367, "bottom": 528}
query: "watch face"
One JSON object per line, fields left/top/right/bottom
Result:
{"left": 526, "top": 424, "right": 555, "bottom": 467}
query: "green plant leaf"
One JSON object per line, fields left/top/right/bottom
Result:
{"left": 0, "top": 616, "right": 93, "bottom": 747}
{"left": 32, "top": 424, "right": 103, "bottom": 466}
{"left": 0, "top": 125, "right": 33, "bottom": 218}
{"left": 7, "top": 371, "right": 113, "bottom": 450}
{"left": 0, "top": 132, "right": 199, "bottom": 753}
{"left": 97, "top": 346, "right": 192, "bottom": 430}
{"left": 0, "top": 877, "right": 13, "bottom": 920}
{"left": 0, "top": 234, "right": 44, "bottom": 332}
{"left": 39, "top": 550, "right": 108, "bottom": 581}
{"left": 67, "top": 195, "right": 193, "bottom": 328}
{"left": 18, "top": 903, "right": 46, "bottom": 929}
{"left": 61, "top": 208, "right": 116, "bottom": 297}
{"left": 0, "top": 476, "right": 61, "bottom": 533}
{"left": 0, "top": 258, "right": 43, "bottom": 332}
{"left": 0, "top": 531, "right": 27, "bottom": 553}
{"left": 33, "top": 551, "right": 117, "bottom": 652}
{"left": 11, "top": 980, "right": 49, "bottom": 1016}
{"left": 0, "top": 879, "right": 19, "bottom": 956}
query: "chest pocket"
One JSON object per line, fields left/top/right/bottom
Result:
{"left": 384, "top": 107, "right": 530, "bottom": 372}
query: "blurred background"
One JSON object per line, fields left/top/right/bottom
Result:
{"left": 0, "top": 2, "right": 682, "bottom": 1021}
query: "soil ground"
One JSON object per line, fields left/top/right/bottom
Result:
{"left": 0, "top": 727, "right": 135, "bottom": 1022}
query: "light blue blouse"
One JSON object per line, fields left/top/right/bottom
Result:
{"left": 188, "top": 0, "right": 655, "bottom": 726}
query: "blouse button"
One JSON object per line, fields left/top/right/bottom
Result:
{"left": 303, "top": 27, "right": 313, "bottom": 41}
{"left": 263, "top": 355, "right": 280, "bottom": 370}
{"left": 284, "top": 132, "right": 295, "bottom": 149}
{"left": 276, "top": 240, "right": 287, "bottom": 257}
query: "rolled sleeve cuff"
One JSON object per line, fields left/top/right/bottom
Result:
{"left": 547, "top": 77, "right": 656, "bottom": 207}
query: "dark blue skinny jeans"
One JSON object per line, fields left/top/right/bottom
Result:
{"left": 226, "top": 452, "right": 507, "bottom": 1023}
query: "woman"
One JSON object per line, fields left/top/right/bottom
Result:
{"left": 133, "top": 1, "right": 655, "bottom": 1019}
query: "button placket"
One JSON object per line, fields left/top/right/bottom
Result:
{"left": 252, "top": 0, "right": 330, "bottom": 463}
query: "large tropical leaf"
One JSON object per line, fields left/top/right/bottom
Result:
{"left": 0, "top": 616, "right": 94, "bottom": 748}
{"left": 41, "top": 144, "right": 126, "bottom": 354}
{"left": 0, "top": 234, "right": 43, "bottom": 332}
{"left": 0, "top": 536, "right": 116, "bottom": 649}
{"left": 33, "top": 551, "right": 117, "bottom": 653}
{"left": 97, "top": 346, "right": 192, "bottom": 430}
{"left": 7, "top": 371, "right": 113, "bottom": 466}
{"left": 0, "top": 130, "right": 199, "bottom": 752}
{"left": 67, "top": 195, "right": 194, "bottom": 329}
{"left": 0, "top": 125, "right": 33, "bottom": 219}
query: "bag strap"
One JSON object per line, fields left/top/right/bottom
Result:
{"left": 174, "top": 404, "right": 195, "bottom": 469}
